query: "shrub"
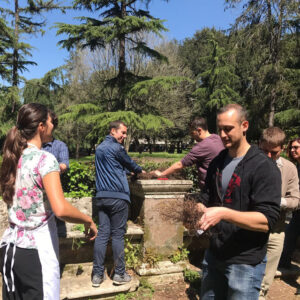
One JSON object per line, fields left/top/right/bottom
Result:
{"left": 61, "top": 161, "right": 95, "bottom": 198}
{"left": 169, "top": 245, "right": 190, "bottom": 263}
{"left": 183, "top": 268, "right": 202, "bottom": 288}
{"left": 124, "top": 238, "right": 142, "bottom": 269}
{"left": 62, "top": 155, "right": 199, "bottom": 198}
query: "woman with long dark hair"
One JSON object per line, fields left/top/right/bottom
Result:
{"left": 279, "top": 137, "right": 300, "bottom": 269}
{"left": 0, "top": 103, "right": 97, "bottom": 299}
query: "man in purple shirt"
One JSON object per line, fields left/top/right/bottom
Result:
{"left": 153, "top": 117, "right": 224, "bottom": 189}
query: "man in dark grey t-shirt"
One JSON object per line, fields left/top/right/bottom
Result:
{"left": 152, "top": 118, "right": 224, "bottom": 189}
{"left": 221, "top": 155, "right": 244, "bottom": 199}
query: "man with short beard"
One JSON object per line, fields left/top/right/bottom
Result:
{"left": 198, "top": 104, "right": 281, "bottom": 300}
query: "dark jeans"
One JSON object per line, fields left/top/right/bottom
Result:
{"left": 93, "top": 198, "right": 128, "bottom": 276}
{"left": 279, "top": 210, "right": 300, "bottom": 268}
{"left": 201, "top": 250, "right": 266, "bottom": 300}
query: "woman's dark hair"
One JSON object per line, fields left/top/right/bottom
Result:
{"left": 287, "top": 137, "right": 300, "bottom": 162}
{"left": 0, "top": 103, "right": 48, "bottom": 205}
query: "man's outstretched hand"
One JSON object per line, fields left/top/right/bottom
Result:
{"left": 150, "top": 170, "right": 163, "bottom": 177}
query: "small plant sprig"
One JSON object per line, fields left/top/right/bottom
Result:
{"left": 143, "top": 249, "right": 163, "bottom": 268}
{"left": 183, "top": 268, "right": 202, "bottom": 288}
{"left": 124, "top": 238, "right": 142, "bottom": 269}
{"left": 72, "top": 224, "right": 85, "bottom": 233}
{"left": 72, "top": 237, "right": 86, "bottom": 250}
{"left": 169, "top": 245, "right": 189, "bottom": 263}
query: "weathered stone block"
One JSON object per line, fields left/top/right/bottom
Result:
{"left": 129, "top": 179, "right": 193, "bottom": 257}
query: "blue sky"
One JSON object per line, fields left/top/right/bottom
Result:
{"left": 8, "top": 0, "right": 242, "bottom": 81}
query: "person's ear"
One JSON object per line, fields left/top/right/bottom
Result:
{"left": 38, "top": 122, "right": 45, "bottom": 133}
{"left": 241, "top": 120, "right": 249, "bottom": 135}
{"left": 111, "top": 128, "right": 116, "bottom": 136}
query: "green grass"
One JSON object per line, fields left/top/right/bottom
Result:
{"left": 69, "top": 156, "right": 95, "bottom": 164}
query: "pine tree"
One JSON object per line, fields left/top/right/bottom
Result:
{"left": 2, "top": 0, "right": 64, "bottom": 111}
{"left": 56, "top": 0, "right": 168, "bottom": 110}
{"left": 225, "top": 0, "right": 299, "bottom": 126}
{"left": 0, "top": 17, "right": 13, "bottom": 82}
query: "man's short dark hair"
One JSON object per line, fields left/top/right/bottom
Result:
{"left": 260, "top": 127, "right": 286, "bottom": 148}
{"left": 217, "top": 103, "right": 248, "bottom": 123}
{"left": 109, "top": 120, "right": 127, "bottom": 132}
{"left": 48, "top": 109, "right": 58, "bottom": 129}
{"left": 189, "top": 117, "right": 208, "bottom": 131}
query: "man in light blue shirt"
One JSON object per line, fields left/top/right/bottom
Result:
{"left": 42, "top": 110, "right": 69, "bottom": 238}
{"left": 42, "top": 110, "right": 69, "bottom": 173}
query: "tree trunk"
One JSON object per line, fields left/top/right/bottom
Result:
{"left": 119, "top": 0, "right": 127, "bottom": 109}
{"left": 124, "top": 127, "right": 131, "bottom": 152}
{"left": 12, "top": 0, "right": 19, "bottom": 112}
{"left": 268, "top": 88, "right": 276, "bottom": 127}
{"left": 76, "top": 127, "right": 80, "bottom": 159}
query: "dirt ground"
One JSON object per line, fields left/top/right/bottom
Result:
{"left": 149, "top": 277, "right": 300, "bottom": 300}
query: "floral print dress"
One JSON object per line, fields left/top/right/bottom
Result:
{"left": 1, "top": 146, "right": 60, "bottom": 248}
{"left": 1, "top": 146, "right": 61, "bottom": 298}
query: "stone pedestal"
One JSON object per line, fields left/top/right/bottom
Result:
{"left": 129, "top": 180, "right": 193, "bottom": 257}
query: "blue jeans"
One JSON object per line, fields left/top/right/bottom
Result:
{"left": 93, "top": 198, "right": 128, "bottom": 276}
{"left": 201, "top": 250, "right": 266, "bottom": 300}
{"left": 279, "top": 210, "right": 300, "bottom": 268}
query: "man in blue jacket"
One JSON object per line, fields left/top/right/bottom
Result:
{"left": 92, "top": 120, "right": 144, "bottom": 287}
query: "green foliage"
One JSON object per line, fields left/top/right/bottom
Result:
{"left": 0, "top": 87, "right": 21, "bottom": 140}
{"left": 115, "top": 294, "right": 131, "bottom": 300}
{"left": 169, "top": 245, "right": 189, "bottom": 263}
{"left": 114, "top": 278, "right": 154, "bottom": 299}
{"left": 182, "top": 167, "right": 199, "bottom": 192}
{"left": 62, "top": 161, "right": 95, "bottom": 198}
{"left": 72, "top": 224, "right": 85, "bottom": 233}
{"left": 23, "top": 67, "right": 65, "bottom": 109}
{"left": 141, "top": 114, "right": 174, "bottom": 132}
{"left": 0, "top": 18, "right": 13, "bottom": 82}
{"left": 225, "top": 0, "right": 299, "bottom": 130}
{"left": 137, "top": 161, "right": 173, "bottom": 172}
{"left": 183, "top": 268, "right": 201, "bottom": 288}
{"left": 56, "top": 0, "right": 168, "bottom": 111}
{"left": 61, "top": 154, "right": 197, "bottom": 198}
{"left": 139, "top": 278, "right": 155, "bottom": 297}
{"left": 2, "top": 0, "right": 64, "bottom": 88}
{"left": 143, "top": 249, "right": 163, "bottom": 268}
{"left": 130, "top": 152, "right": 187, "bottom": 159}
{"left": 72, "top": 238, "right": 86, "bottom": 250}
{"left": 275, "top": 109, "right": 300, "bottom": 126}
{"left": 79, "top": 110, "right": 174, "bottom": 146}
{"left": 191, "top": 34, "right": 240, "bottom": 131}
{"left": 129, "top": 76, "right": 193, "bottom": 101}
{"left": 124, "top": 238, "right": 142, "bottom": 269}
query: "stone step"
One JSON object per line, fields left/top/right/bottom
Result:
{"left": 66, "top": 222, "right": 144, "bottom": 240}
{"left": 60, "top": 223, "right": 144, "bottom": 264}
{"left": 60, "top": 272, "right": 139, "bottom": 300}
{"left": 61, "top": 262, "right": 93, "bottom": 279}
